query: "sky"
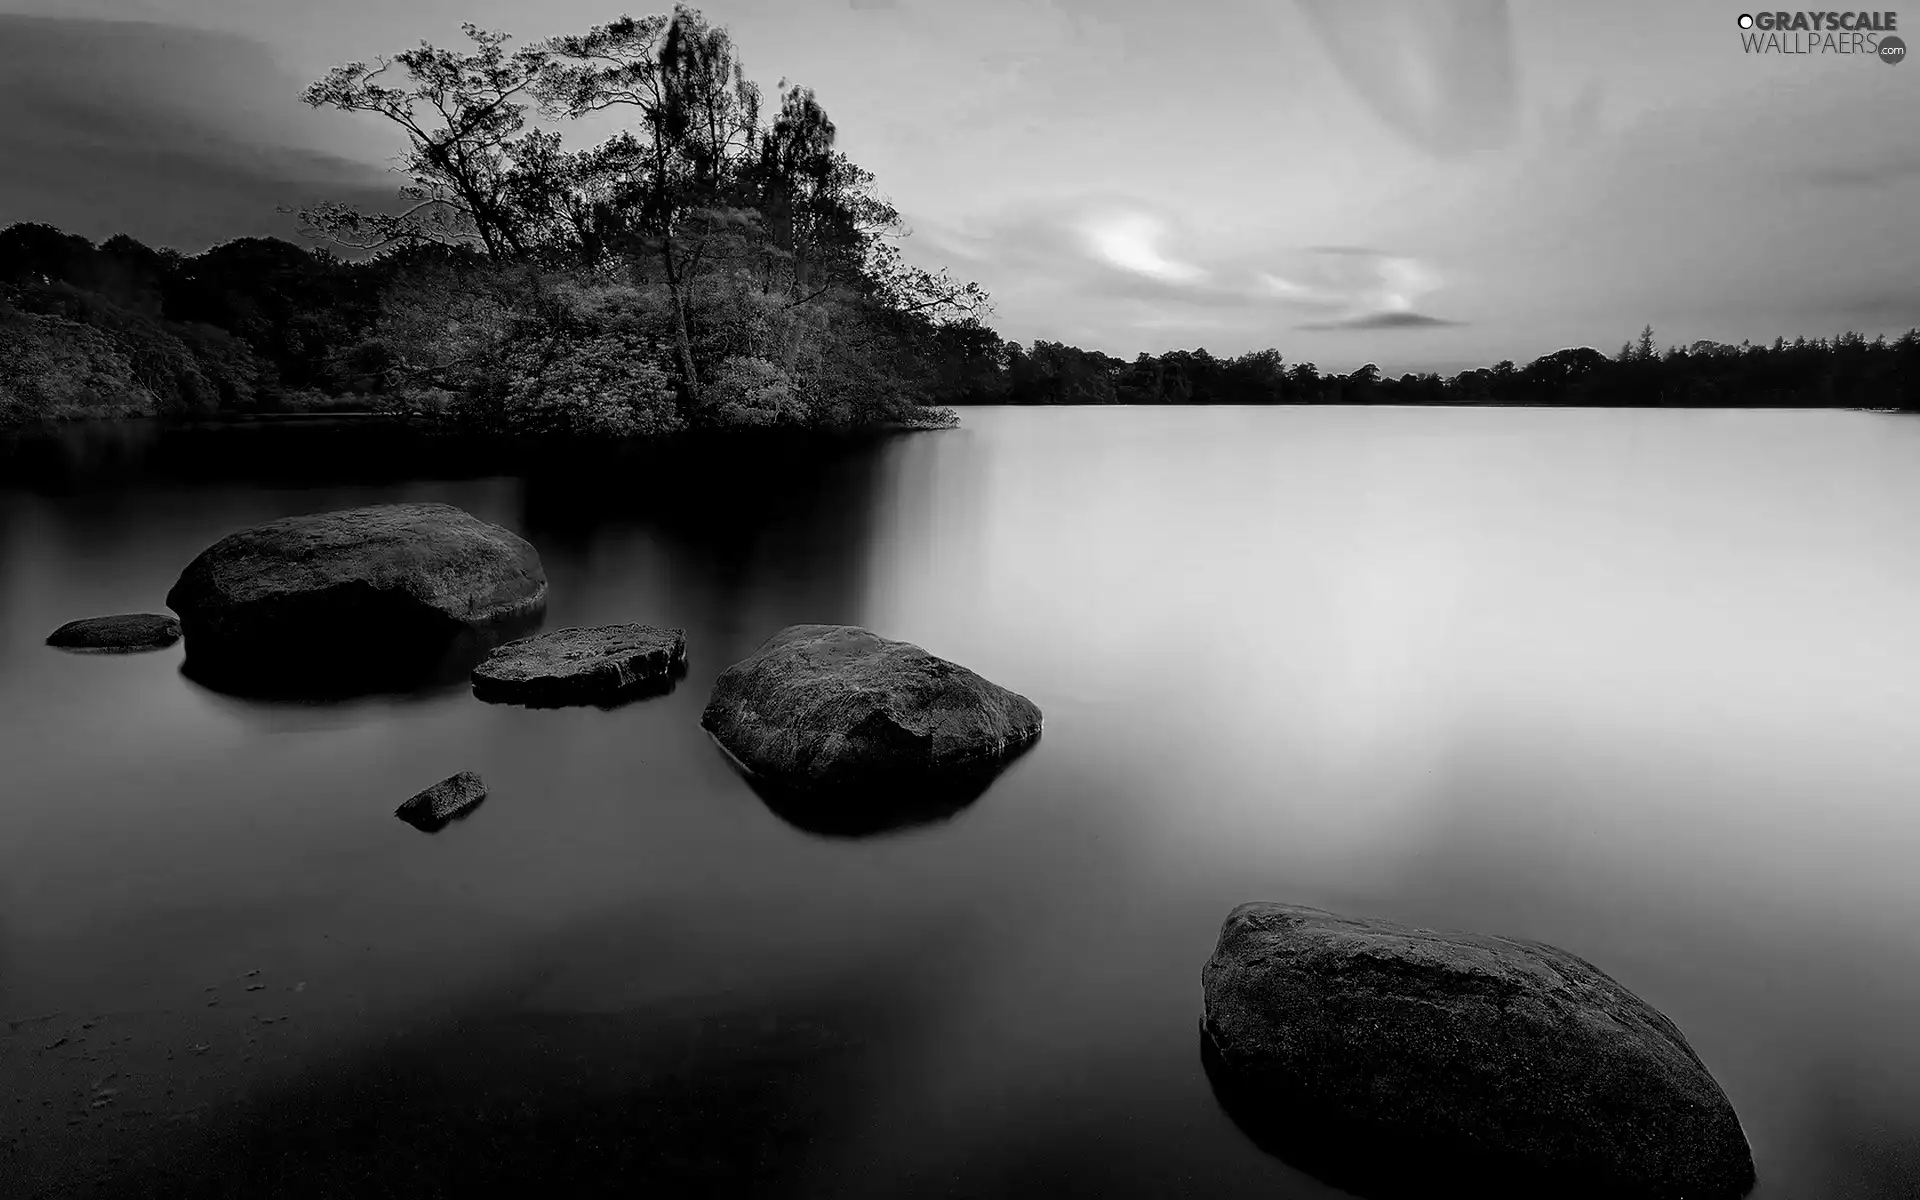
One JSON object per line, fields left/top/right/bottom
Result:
{"left": 1, "top": 0, "right": 1916, "bottom": 373}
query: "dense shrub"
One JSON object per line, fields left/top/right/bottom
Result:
{"left": 0, "top": 306, "right": 157, "bottom": 424}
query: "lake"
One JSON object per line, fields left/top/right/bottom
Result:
{"left": 3, "top": 406, "right": 1919, "bottom": 1198}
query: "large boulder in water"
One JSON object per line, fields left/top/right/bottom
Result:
{"left": 165, "top": 503, "right": 546, "bottom": 690}
{"left": 471, "top": 624, "right": 687, "bottom": 706}
{"left": 1200, "top": 903, "right": 1756, "bottom": 1200}
{"left": 700, "top": 625, "right": 1042, "bottom": 819}
{"left": 46, "top": 613, "right": 181, "bottom": 652}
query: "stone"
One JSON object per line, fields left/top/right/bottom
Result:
{"left": 46, "top": 613, "right": 181, "bottom": 652}
{"left": 395, "top": 770, "right": 487, "bottom": 831}
{"left": 1200, "top": 903, "right": 1757, "bottom": 1200}
{"left": 471, "top": 624, "right": 687, "bottom": 706}
{"left": 165, "top": 503, "right": 546, "bottom": 687}
{"left": 700, "top": 624, "right": 1042, "bottom": 805}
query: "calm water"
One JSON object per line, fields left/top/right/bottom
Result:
{"left": 3, "top": 407, "right": 1920, "bottom": 1198}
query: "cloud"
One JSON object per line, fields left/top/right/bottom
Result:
{"left": 848, "top": 0, "right": 898, "bottom": 9}
{"left": 909, "top": 198, "right": 1458, "bottom": 350}
{"left": 1259, "top": 246, "right": 1446, "bottom": 318}
{"left": 1538, "top": 79, "right": 1605, "bottom": 150}
{"left": 1802, "top": 155, "right": 1920, "bottom": 189}
{"left": 1296, "top": 0, "right": 1519, "bottom": 157}
{"left": 0, "top": 15, "right": 392, "bottom": 251}
{"left": 1300, "top": 311, "right": 1464, "bottom": 331}
{"left": 1077, "top": 210, "right": 1208, "bottom": 283}
{"left": 1829, "top": 293, "right": 1920, "bottom": 328}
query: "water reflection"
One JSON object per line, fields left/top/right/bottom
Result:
{"left": 6, "top": 409, "right": 1920, "bottom": 1197}
{"left": 178, "top": 609, "right": 549, "bottom": 704}
{"left": 1198, "top": 1023, "right": 1606, "bottom": 1200}
{"left": 717, "top": 734, "right": 1043, "bottom": 839}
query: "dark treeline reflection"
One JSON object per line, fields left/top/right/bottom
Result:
{"left": 0, "top": 420, "right": 900, "bottom": 710}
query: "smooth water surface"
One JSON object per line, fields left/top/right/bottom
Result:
{"left": 3, "top": 408, "right": 1919, "bottom": 1197}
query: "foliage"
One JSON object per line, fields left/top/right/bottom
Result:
{"left": 0, "top": 306, "right": 157, "bottom": 424}
{"left": 1, "top": 280, "right": 258, "bottom": 416}
{"left": 978, "top": 326, "right": 1920, "bottom": 411}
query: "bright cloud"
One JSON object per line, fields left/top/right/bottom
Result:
{"left": 1080, "top": 211, "right": 1207, "bottom": 283}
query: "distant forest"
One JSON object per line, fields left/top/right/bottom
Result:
{"left": 979, "top": 326, "right": 1920, "bottom": 410}
{"left": 3, "top": 6, "right": 1917, "bottom": 431}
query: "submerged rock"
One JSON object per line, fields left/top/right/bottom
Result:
{"left": 471, "top": 624, "right": 687, "bottom": 706}
{"left": 46, "top": 613, "right": 181, "bottom": 652}
{"left": 1200, "top": 903, "right": 1756, "bottom": 1200}
{"left": 395, "top": 770, "right": 487, "bottom": 831}
{"left": 700, "top": 624, "right": 1042, "bottom": 811}
{"left": 165, "top": 503, "right": 546, "bottom": 689}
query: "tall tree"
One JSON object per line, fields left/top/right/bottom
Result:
{"left": 301, "top": 25, "right": 551, "bottom": 259}
{"left": 538, "top": 8, "right": 763, "bottom": 399}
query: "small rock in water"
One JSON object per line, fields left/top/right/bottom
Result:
{"left": 1200, "top": 902, "right": 1757, "bottom": 1200}
{"left": 45, "top": 614, "right": 181, "bottom": 653}
{"left": 471, "top": 623, "right": 688, "bottom": 706}
{"left": 395, "top": 770, "right": 487, "bottom": 832}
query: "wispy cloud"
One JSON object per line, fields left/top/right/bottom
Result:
{"left": 1260, "top": 247, "right": 1452, "bottom": 322}
{"left": 1803, "top": 155, "right": 1920, "bottom": 189}
{"left": 1076, "top": 209, "right": 1208, "bottom": 284}
{"left": 1297, "top": 0, "right": 1519, "bottom": 157}
{"left": 1831, "top": 293, "right": 1920, "bottom": 328}
{"left": 1300, "top": 311, "right": 1464, "bottom": 331}
{"left": 909, "top": 198, "right": 1462, "bottom": 350}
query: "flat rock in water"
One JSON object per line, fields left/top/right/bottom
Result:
{"left": 46, "top": 613, "right": 181, "bottom": 652}
{"left": 395, "top": 771, "right": 487, "bottom": 831}
{"left": 471, "top": 624, "right": 687, "bottom": 705}
{"left": 1200, "top": 903, "right": 1756, "bottom": 1200}
{"left": 700, "top": 624, "right": 1042, "bottom": 799}
{"left": 164, "top": 503, "right": 546, "bottom": 682}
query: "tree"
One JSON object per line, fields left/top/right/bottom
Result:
{"left": 301, "top": 25, "right": 552, "bottom": 259}
{"left": 537, "top": 8, "right": 765, "bottom": 400}
{"left": 0, "top": 223, "right": 97, "bottom": 287}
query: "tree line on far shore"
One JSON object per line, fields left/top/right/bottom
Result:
{"left": 948, "top": 324, "right": 1920, "bottom": 410}
{"left": 2, "top": 5, "right": 1916, "bottom": 430}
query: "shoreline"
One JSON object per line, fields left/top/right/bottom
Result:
{"left": 4, "top": 402, "right": 1915, "bottom": 440}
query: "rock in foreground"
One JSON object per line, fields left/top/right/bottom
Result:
{"left": 395, "top": 770, "right": 487, "bottom": 831}
{"left": 1201, "top": 903, "right": 1756, "bottom": 1200}
{"left": 165, "top": 503, "right": 546, "bottom": 687}
{"left": 471, "top": 624, "right": 687, "bottom": 706}
{"left": 46, "top": 613, "right": 181, "bottom": 652}
{"left": 700, "top": 624, "right": 1042, "bottom": 805}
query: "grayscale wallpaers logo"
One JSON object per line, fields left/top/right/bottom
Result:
{"left": 1736, "top": 10, "right": 1905, "bottom": 59}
